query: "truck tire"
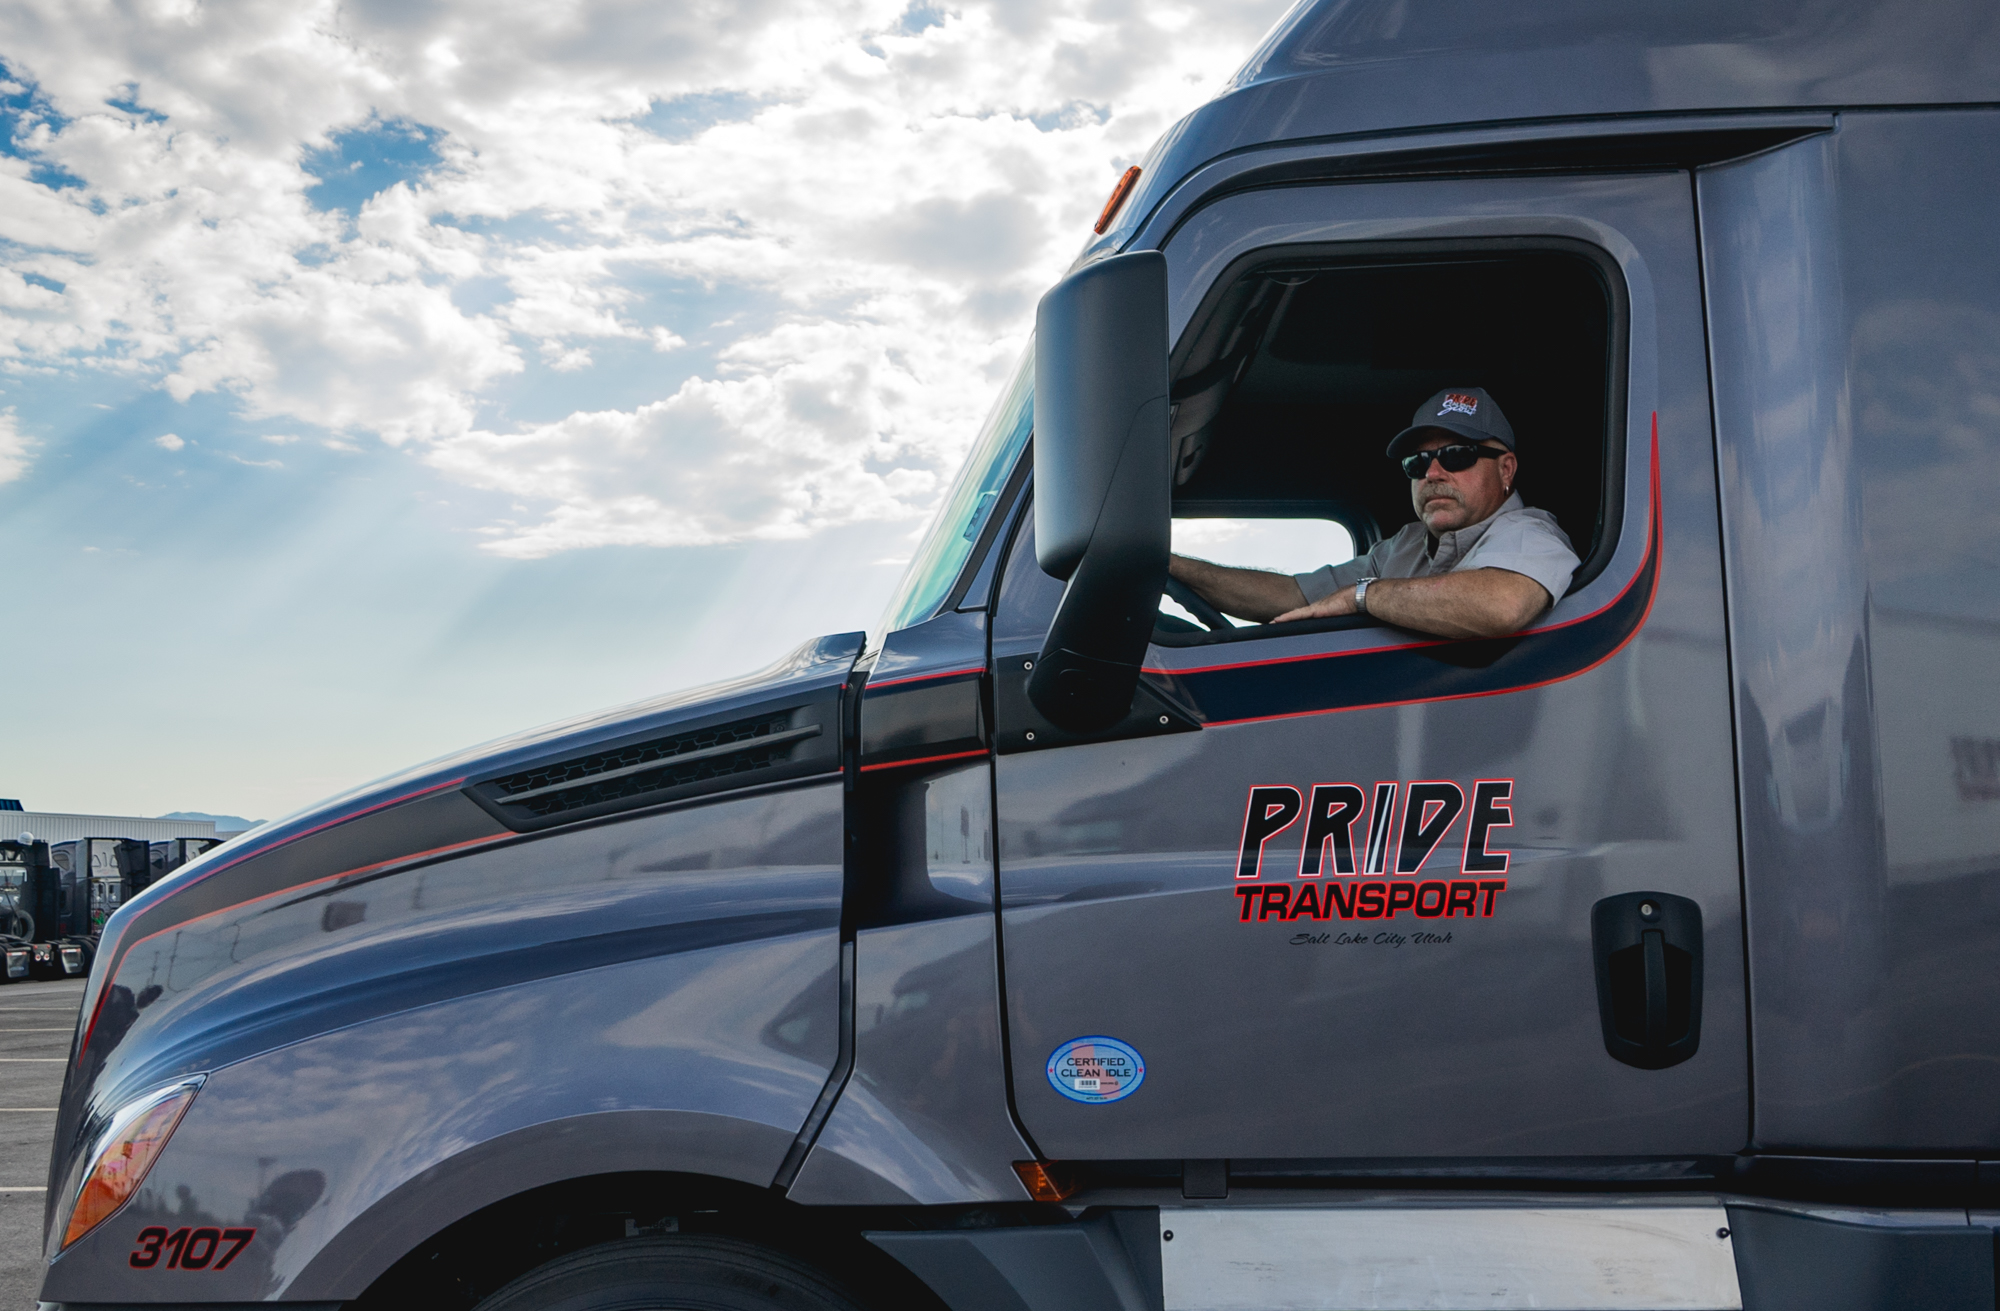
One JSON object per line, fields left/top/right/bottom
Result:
{"left": 471, "top": 1236, "right": 874, "bottom": 1311}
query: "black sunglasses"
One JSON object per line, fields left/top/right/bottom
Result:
{"left": 1400, "top": 443, "right": 1504, "bottom": 479}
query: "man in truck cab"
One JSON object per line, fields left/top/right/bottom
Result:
{"left": 1167, "top": 387, "right": 1579, "bottom": 639}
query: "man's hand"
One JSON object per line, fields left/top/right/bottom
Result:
{"left": 1274, "top": 567, "right": 1551, "bottom": 638}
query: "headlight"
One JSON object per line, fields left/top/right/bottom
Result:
{"left": 57, "top": 1078, "right": 203, "bottom": 1250}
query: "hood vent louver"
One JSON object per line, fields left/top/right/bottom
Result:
{"left": 467, "top": 704, "right": 831, "bottom": 831}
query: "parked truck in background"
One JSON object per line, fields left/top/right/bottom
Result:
{"left": 70, "top": 837, "right": 152, "bottom": 935}
{"left": 0, "top": 837, "right": 43, "bottom": 979}
{"left": 11, "top": 839, "right": 94, "bottom": 979}
{"left": 43, "top": 837, "right": 152, "bottom": 975}
{"left": 33, "top": 4, "right": 2000, "bottom": 1309}
{"left": 147, "top": 838, "right": 222, "bottom": 888}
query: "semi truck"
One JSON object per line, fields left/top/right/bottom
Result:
{"left": 0, "top": 837, "right": 44, "bottom": 979}
{"left": 34, "top": 3, "right": 2000, "bottom": 1308}
{"left": 147, "top": 837, "right": 223, "bottom": 888}
{"left": 8, "top": 838, "right": 94, "bottom": 980}
{"left": 59, "top": 837, "right": 154, "bottom": 935}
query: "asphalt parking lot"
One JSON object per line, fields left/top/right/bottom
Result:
{"left": 1, "top": 977, "right": 84, "bottom": 1310}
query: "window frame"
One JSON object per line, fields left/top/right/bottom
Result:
{"left": 1152, "top": 235, "right": 1630, "bottom": 648}
{"left": 942, "top": 438, "right": 1034, "bottom": 616}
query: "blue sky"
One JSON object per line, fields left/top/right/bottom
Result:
{"left": 0, "top": 0, "right": 1290, "bottom": 822}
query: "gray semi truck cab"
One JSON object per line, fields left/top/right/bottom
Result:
{"left": 34, "top": 4, "right": 2000, "bottom": 1309}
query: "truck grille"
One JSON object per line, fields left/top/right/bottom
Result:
{"left": 478, "top": 711, "right": 822, "bottom": 821}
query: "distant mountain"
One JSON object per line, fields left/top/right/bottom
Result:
{"left": 158, "top": 811, "right": 264, "bottom": 835}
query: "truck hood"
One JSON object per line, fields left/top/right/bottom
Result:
{"left": 50, "top": 630, "right": 864, "bottom": 1204}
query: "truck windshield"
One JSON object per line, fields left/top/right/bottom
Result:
{"left": 876, "top": 345, "right": 1034, "bottom": 636}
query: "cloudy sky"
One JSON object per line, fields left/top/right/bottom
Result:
{"left": 0, "top": 0, "right": 1293, "bottom": 823}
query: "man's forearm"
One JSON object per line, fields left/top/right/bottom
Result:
{"left": 1274, "top": 568, "right": 1551, "bottom": 638}
{"left": 1367, "top": 570, "right": 1550, "bottom": 637}
{"left": 1168, "top": 554, "right": 1307, "bottom": 623}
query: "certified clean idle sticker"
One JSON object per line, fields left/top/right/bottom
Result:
{"left": 1047, "top": 1035, "right": 1145, "bottom": 1104}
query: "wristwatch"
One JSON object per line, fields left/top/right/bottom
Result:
{"left": 1354, "top": 576, "right": 1377, "bottom": 615}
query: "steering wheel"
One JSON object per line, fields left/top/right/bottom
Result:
{"left": 1164, "top": 577, "right": 1234, "bottom": 633}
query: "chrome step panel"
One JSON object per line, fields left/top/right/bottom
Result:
{"left": 1159, "top": 1204, "right": 1741, "bottom": 1311}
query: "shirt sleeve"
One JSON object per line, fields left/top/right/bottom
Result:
{"left": 1293, "top": 547, "right": 1385, "bottom": 603}
{"left": 1461, "top": 510, "right": 1579, "bottom": 606}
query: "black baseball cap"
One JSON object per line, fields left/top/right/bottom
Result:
{"left": 1385, "top": 387, "right": 1515, "bottom": 458}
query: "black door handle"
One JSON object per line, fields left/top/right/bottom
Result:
{"left": 1592, "top": 892, "right": 1703, "bottom": 1070}
{"left": 1643, "top": 930, "right": 1671, "bottom": 1048}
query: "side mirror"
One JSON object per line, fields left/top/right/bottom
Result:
{"left": 1029, "top": 251, "right": 1171, "bottom": 731}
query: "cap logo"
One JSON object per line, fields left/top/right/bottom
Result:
{"left": 1438, "top": 393, "right": 1479, "bottom": 418}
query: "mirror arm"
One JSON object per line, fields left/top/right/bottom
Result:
{"left": 1029, "top": 401, "right": 1172, "bottom": 728}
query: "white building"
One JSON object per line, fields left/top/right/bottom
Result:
{"left": 1, "top": 804, "right": 219, "bottom": 845}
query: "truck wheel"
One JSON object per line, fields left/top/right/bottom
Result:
{"left": 471, "top": 1235, "right": 874, "bottom": 1311}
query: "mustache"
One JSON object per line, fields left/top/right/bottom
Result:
{"left": 1417, "top": 482, "right": 1466, "bottom": 505}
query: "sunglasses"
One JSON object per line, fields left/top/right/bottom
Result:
{"left": 1400, "top": 443, "right": 1504, "bottom": 479}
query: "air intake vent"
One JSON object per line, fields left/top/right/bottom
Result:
{"left": 472, "top": 707, "right": 826, "bottom": 829}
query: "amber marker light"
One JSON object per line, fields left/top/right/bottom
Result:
{"left": 59, "top": 1080, "right": 202, "bottom": 1249}
{"left": 1093, "top": 165, "right": 1142, "bottom": 234}
{"left": 1012, "top": 1160, "right": 1080, "bottom": 1202}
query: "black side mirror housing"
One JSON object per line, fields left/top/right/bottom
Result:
{"left": 1029, "top": 251, "right": 1171, "bottom": 731}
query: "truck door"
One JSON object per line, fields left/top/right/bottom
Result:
{"left": 991, "top": 173, "right": 1747, "bottom": 1167}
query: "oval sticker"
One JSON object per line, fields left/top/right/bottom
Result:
{"left": 1047, "top": 1035, "right": 1145, "bottom": 1104}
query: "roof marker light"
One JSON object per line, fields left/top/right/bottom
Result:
{"left": 1093, "top": 166, "right": 1142, "bottom": 235}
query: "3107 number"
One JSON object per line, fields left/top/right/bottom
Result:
{"left": 129, "top": 1225, "right": 255, "bottom": 1270}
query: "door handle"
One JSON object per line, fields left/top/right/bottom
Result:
{"left": 1591, "top": 891, "right": 1703, "bottom": 1070}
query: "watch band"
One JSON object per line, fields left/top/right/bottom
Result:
{"left": 1355, "top": 576, "right": 1377, "bottom": 614}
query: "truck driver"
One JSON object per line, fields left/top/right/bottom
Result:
{"left": 1167, "top": 387, "right": 1580, "bottom": 639}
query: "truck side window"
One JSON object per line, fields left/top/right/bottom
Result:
{"left": 1159, "top": 243, "right": 1621, "bottom": 644}
{"left": 1163, "top": 516, "right": 1355, "bottom": 628}
{"left": 991, "top": 504, "right": 1065, "bottom": 645}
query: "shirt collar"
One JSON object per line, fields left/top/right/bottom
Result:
{"left": 1425, "top": 490, "right": 1525, "bottom": 562}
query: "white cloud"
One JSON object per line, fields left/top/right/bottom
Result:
{"left": 0, "top": 409, "right": 30, "bottom": 482}
{"left": 154, "top": 432, "right": 185, "bottom": 451}
{"left": 0, "top": 0, "right": 1294, "bottom": 551}
{"left": 541, "top": 343, "right": 595, "bottom": 372}
{"left": 429, "top": 314, "right": 958, "bottom": 556}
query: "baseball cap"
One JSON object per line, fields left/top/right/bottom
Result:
{"left": 1385, "top": 387, "right": 1515, "bottom": 458}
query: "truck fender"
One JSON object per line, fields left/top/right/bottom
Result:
{"left": 290, "top": 1109, "right": 795, "bottom": 1300}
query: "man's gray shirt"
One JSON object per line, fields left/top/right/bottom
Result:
{"left": 1293, "top": 493, "right": 1579, "bottom": 608}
